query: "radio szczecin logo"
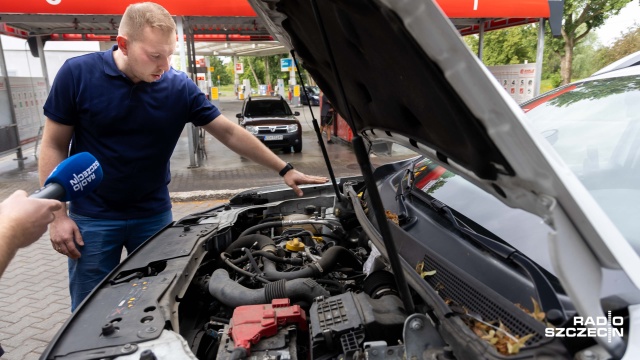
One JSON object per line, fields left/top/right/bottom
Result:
{"left": 545, "top": 311, "right": 623, "bottom": 342}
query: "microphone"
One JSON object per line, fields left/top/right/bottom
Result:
{"left": 30, "top": 152, "right": 103, "bottom": 201}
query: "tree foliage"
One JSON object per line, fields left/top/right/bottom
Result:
{"left": 222, "top": 55, "right": 315, "bottom": 88}
{"left": 595, "top": 24, "right": 640, "bottom": 69}
{"left": 206, "top": 56, "right": 232, "bottom": 85}
{"left": 462, "top": 1, "right": 637, "bottom": 89}
{"left": 462, "top": 26, "right": 537, "bottom": 66}
{"left": 480, "top": 25, "right": 539, "bottom": 66}
{"left": 555, "top": 0, "right": 631, "bottom": 84}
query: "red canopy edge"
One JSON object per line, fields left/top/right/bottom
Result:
{"left": 0, "top": 0, "right": 256, "bottom": 17}
{"left": 44, "top": 33, "right": 273, "bottom": 41}
{"left": 1, "top": 0, "right": 549, "bottom": 18}
{"left": 437, "top": 0, "right": 550, "bottom": 18}
{"left": 458, "top": 18, "right": 542, "bottom": 36}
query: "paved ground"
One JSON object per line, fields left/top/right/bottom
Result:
{"left": 0, "top": 96, "right": 416, "bottom": 359}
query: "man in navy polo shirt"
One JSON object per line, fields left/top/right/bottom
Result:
{"left": 39, "top": 2, "right": 327, "bottom": 311}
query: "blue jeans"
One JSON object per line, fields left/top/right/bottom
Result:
{"left": 68, "top": 211, "right": 173, "bottom": 311}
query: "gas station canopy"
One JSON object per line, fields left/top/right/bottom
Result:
{"left": 1, "top": 0, "right": 562, "bottom": 41}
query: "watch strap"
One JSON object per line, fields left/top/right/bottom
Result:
{"left": 279, "top": 162, "right": 294, "bottom": 177}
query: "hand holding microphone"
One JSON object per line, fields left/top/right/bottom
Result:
{"left": 0, "top": 149, "right": 101, "bottom": 279}
{"left": 31, "top": 152, "right": 103, "bottom": 259}
{"left": 31, "top": 152, "right": 103, "bottom": 201}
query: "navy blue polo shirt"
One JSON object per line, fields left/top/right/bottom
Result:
{"left": 44, "top": 45, "right": 221, "bottom": 219}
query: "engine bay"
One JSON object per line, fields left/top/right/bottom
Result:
{"left": 178, "top": 188, "right": 419, "bottom": 360}
{"left": 42, "top": 175, "right": 624, "bottom": 360}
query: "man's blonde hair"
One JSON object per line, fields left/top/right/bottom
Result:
{"left": 119, "top": 2, "right": 176, "bottom": 41}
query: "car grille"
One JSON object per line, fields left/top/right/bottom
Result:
{"left": 256, "top": 125, "right": 289, "bottom": 134}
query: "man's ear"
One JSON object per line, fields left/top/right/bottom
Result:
{"left": 116, "top": 35, "right": 129, "bottom": 56}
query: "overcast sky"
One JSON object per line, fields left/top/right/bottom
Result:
{"left": 595, "top": 1, "right": 640, "bottom": 45}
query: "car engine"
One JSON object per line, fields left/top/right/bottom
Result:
{"left": 179, "top": 197, "right": 420, "bottom": 360}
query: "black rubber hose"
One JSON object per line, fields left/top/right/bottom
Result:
{"left": 231, "top": 250, "right": 304, "bottom": 266}
{"left": 238, "top": 220, "right": 342, "bottom": 238}
{"left": 208, "top": 269, "right": 329, "bottom": 308}
{"left": 225, "top": 234, "right": 275, "bottom": 253}
{"left": 262, "top": 246, "right": 361, "bottom": 280}
{"left": 221, "top": 253, "right": 270, "bottom": 284}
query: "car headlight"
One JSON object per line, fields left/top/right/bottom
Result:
{"left": 287, "top": 124, "right": 298, "bottom": 133}
{"left": 245, "top": 126, "right": 258, "bottom": 135}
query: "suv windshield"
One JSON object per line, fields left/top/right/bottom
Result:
{"left": 245, "top": 99, "right": 292, "bottom": 117}
{"left": 524, "top": 74, "right": 640, "bottom": 254}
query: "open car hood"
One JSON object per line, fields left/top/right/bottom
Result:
{"left": 249, "top": 0, "right": 640, "bottom": 343}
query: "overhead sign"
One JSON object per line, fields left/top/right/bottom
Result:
{"left": 487, "top": 63, "right": 537, "bottom": 104}
{"left": 281, "top": 58, "right": 292, "bottom": 72}
{"left": 235, "top": 63, "right": 244, "bottom": 74}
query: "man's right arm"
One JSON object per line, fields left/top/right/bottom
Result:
{"left": 38, "top": 118, "right": 84, "bottom": 259}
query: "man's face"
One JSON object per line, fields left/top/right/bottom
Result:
{"left": 124, "top": 26, "right": 176, "bottom": 83}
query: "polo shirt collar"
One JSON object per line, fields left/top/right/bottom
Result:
{"left": 103, "top": 45, "right": 124, "bottom": 77}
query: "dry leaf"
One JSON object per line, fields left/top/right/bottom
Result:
{"left": 516, "top": 297, "right": 546, "bottom": 323}
{"left": 531, "top": 297, "right": 546, "bottom": 322}
{"left": 421, "top": 270, "right": 437, "bottom": 278}
{"left": 507, "top": 334, "right": 534, "bottom": 354}
{"left": 385, "top": 210, "right": 399, "bottom": 225}
{"left": 415, "top": 261, "right": 436, "bottom": 278}
{"left": 467, "top": 318, "right": 533, "bottom": 355}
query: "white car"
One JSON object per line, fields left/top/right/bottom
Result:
{"left": 42, "top": 1, "right": 639, "bottom": 359}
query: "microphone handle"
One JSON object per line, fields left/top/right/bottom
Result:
{"left": 30, "top": 183, "right": 66, "bottom": 200}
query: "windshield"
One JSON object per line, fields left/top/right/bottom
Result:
{"left": 524, "top": 74, "right": 640, "bottom": 254}
{"left": 245, "top": 100, "right": 293, "bottom": 117}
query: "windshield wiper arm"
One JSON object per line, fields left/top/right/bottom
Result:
{"left": 395, "top": 169, "right": 417, "bottom": 227}
{"left": 428, "top": 197, "right": 566, "bottom": 325}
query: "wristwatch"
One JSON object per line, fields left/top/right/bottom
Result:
{"left": 279, "top": 162, "right": 294, "bottom": 177}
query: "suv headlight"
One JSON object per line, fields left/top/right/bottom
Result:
{"left": 287, "top": 124, "right": 298, "bottom": 133}
{"left": 245, "top": 126, "right": 258, "bottom": 135}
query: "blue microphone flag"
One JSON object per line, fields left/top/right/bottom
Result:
{"left": 44, "top": 152, "right": 103, "bottom": 202}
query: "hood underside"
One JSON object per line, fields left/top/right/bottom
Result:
{"left": 249, "top": 0, "right": 640, "bottom": 323}
{"left": 256, "top": 0, "right": 512, "bottom": 181}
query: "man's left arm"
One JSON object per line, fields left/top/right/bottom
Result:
{"left": 202, "top": 115, "right": 327, "bottom": 196}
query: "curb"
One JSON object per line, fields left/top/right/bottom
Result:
{"left": 169, "top": 188, "right": 254, "bottom": 202}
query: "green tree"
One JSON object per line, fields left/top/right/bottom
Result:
{"left": 569, "top": 32, "right": 600, "bottom": 79}
{"left": 462, "top": 26, "right": 537, "bottom": 65}
{"left": 206, "top": 56, "right": 232, "bottom": 85}
{"left": 223, "top": 56, "right": 313, "bottom": 89}
{"left": 595, "top": 24, "right": 640, "bottom": 69}
{"left": 554, "top": 0, "right": 631, "bottom": 85}
{"left": 481, "top": 25, "right": 538, "bottom": 65}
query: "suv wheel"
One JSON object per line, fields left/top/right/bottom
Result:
{"left": 293, "top": 142, "right": 302, "bottom": 153}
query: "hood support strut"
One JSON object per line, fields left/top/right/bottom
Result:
{"left": 291, "top": 50, "right": 342, "bottom": 203}
{"left": 309, "top": 0, "right": 415, "bottom": 314}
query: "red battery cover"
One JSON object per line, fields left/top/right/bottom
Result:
{"left": 228, "top": 298, "right": 308, "bottom": 353}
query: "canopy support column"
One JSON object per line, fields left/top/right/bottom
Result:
{"left": 534, "top": 18, "right": 545, "bottom": 97}
{"left": 0, "top": 38, "right": 23, "bottom": 169}
{"left": 178, "top": 16, "right": 198, "bottom": 168}
{"left": 36, "top": 36, "right": 50, "bottom": 92}
{"left": 477, "top": 18, "right": 485, "bottom": 59}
